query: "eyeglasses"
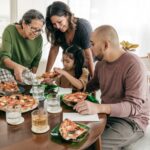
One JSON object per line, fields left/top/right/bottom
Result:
{"left": 28, "top": 24, "right": 43, "bottom": 34}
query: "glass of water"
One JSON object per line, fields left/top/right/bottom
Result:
{"left": 6, "top": 105, "right": 24, "bottom": 125}
{"left": 31, "top": 85, "right": 45, "bottom": 101}
{"left": 45, "top": 94, "right": 62, "bottom": 113}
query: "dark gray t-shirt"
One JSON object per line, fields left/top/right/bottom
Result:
{"left": 59, "top": 18, "right": 92, "bottom": 51}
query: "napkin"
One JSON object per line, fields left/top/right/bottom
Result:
{"left": 63, "top": 113, "right": 100, "bottom": 121}
{"left": 58, "top": 87, "right": 72, "bottom": 95}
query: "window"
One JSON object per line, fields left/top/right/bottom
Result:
{"left": 0, "top": 0, "right": 10, "bottom": 39}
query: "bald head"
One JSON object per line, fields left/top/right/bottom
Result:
{"left": 94, "top": 25, "right": 119, "bottom": 47}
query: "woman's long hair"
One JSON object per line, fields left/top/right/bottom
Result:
{"left": 45, "top": 1, "right": 76, "bottom": 45}
{"left": 64, "top": 45, "right": 84, "bottom": 79}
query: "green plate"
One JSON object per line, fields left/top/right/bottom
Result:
{"left": 60, "top": 93, "right": 99, "bottom": 107}
{"left": 51, "top": 122, "right": 90, "bottom": 142}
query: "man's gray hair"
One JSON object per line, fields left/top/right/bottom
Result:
{"left": 20, "top": 9, "right": 44, "bottom": 25}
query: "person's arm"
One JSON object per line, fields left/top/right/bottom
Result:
{"left": 109, "top": 62, "right": 148, "bottom": 118}
{"left": 74, "top": 101, "right": 111, "bottom": 115}
{"left": 86, "top": 62, "right": 100, "bottom": 92}
{"left": 75, "top": 59, "right": 148, "bottom": 117}
{"left": 46, "top": 45, "right": 59, "bottom": 72}
{"left": 84, "top": 48, "right": 94, "bottom": 77}
{"left": 3, "top": 57, "right": 26, "bottom": 82}
{"left": 31, "top": 37, "right": 43, "bottom": 73}
{"left": 54, "top": 68, "right": 83, "bottom": 90}
{"left": 0, "top": 26, "right": 27, "bottom": 82}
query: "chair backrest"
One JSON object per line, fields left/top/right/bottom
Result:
{"left": 140, "top": 55, "right": 150, "bottom": 94}
{"left": 140, "top": 55, "right": 150, "bottom": 71}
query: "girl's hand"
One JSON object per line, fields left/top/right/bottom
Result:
{"left": 54, "top": 67, "right": 65, "bottom": 76}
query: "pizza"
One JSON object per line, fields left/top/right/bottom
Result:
{"left": 62, "top": 92, "right": 88, "bottom": 106}
{"left": 59, "top": 119, "right": 88, "bottom": 141}
{"left": 0, "top": 81, "right": 19, "bottom": 93}
{"left": 0, "top": 94, "right": 38, "bottom": 113}
{"left": 41, "top": 72, "right": 59, "bottom": 79}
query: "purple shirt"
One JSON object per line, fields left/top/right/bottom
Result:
{"left": 86, "top": 52, "right": 150, "bottom": 131}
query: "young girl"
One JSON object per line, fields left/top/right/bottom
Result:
{"left": 48, "top": 45, "right": 89, "bottom": 91}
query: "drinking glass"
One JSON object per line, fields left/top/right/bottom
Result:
{"left": 31, "top": 108, "right": 50, "bottom": 133}
{"left": 45, "top": 94, "right": 62, "bottom": 113}
{"left": 6, "top": 105, "right": 24, "bottom": 125}
{"left": 31, "top": 85, "right": 45, "bottom": 101}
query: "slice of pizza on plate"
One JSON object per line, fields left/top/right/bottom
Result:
{"left": 59, "top": 119, "right": 89, "bottom": 142}
{"left": 0, "top": 81, "right": 19, "bottom": 95}
{"left": 62, "top": 92, "right": 88, "bottom": 107}
{"left": 0, "top": 94, "right": 38, "bottom": 113}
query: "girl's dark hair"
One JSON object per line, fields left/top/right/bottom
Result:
{"left": 64, "top": 45, "right": 84, "bottom": 79}
{"left": 19, "top": 9, "right": 44, "bottom": 25}
{"left": 45, "top": 1, "right": 76, "bottom": 45}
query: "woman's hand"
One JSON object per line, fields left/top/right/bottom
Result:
{"left": 14, "top": 64, "right": 26, "bottom": 82}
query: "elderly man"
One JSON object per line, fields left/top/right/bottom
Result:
{"left": 74, "top": 25, "right": 150, "bottom": 150}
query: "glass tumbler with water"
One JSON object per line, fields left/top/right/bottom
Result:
{"left": 31, "top": 85, "right": 45, "bottom": 101}
{"left": 45, "top": 94, "right": 62, "bottom": 113}
{"left": 6, "top": 105, "right": 24, "bottom": 125}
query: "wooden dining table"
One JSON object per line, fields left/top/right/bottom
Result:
{"left": 0, "top": 92, "right": 107, "bottom": 150}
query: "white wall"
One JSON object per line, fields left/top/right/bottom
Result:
{"left": 1, "top": 0, "right": 150, "bottom": 71}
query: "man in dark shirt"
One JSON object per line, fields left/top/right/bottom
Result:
{"left": 74, "top": 25, "right": 150, "bottom": 149}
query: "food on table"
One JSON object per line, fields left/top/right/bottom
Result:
{"left": 0, "top": 81, "right": 19, "bottom": 93}
{"left": 62, "top": 92, "right": 88, "bottom": 106}
{"left": 0, "top": 94, "right": 38, "bottom": 112}
{"left": 59, "top": 119, "right": 88, "bottom": 140}
{"left": 41, "top": 72, "right": 59, "bottom": 79}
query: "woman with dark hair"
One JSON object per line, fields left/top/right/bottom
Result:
{"left": 0, "top": 9, "right": 44, "bottom": 82}
{"left": 45, "top": 1, "right": 94, "bottom": 77}
{"left": 44, "top": 45, "right": 89, "bottom": 91}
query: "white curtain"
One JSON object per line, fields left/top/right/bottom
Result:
{"left": 69, "top": 0, "right": 150, "bottom": 56}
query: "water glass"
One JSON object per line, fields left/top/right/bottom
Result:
{"left": 6, "top": 105, "right": 24, "bottom": 125}
{"left": 31, "top": 85, "right": 45, "bottom": 101}
{"left": 31, "top": 108, "right": 50, "bottom": 133}
{"left": 45, "top": 94, "right": 62, "bottom": 113}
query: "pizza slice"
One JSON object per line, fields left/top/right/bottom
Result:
{"left": 62, "top": 92, "right": 88, "bottom": 106}
{"left": 0, "top": 81, "right": 19, "bottom": 93}
{"left": 41, "top": 71, "right": 59, "bottom": 79}
{"left": 59, "top": 119, "right": 88, "bottom": 141}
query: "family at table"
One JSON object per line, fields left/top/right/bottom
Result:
{"left": 0, "top": 1, "right": 150, "bottom": 150}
